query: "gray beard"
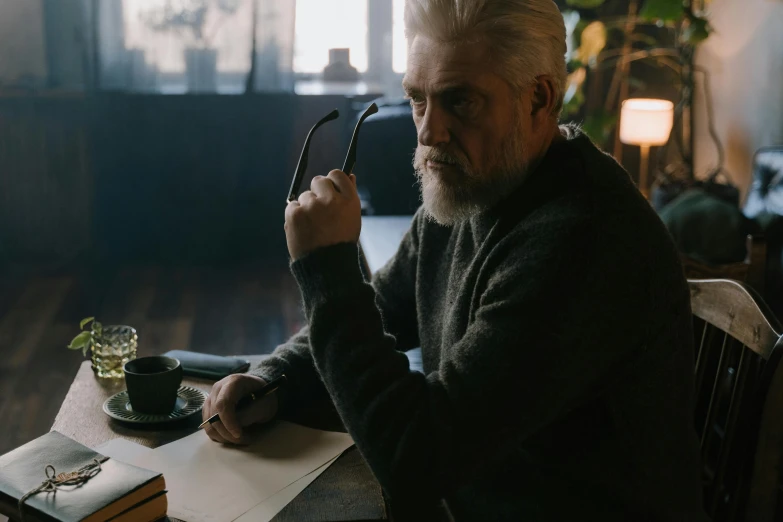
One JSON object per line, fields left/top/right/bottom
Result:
{"left": 413, "top": 124, "right": 530, "bottom": 226}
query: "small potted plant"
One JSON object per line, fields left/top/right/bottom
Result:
{"left": 69, "top": 318, "right": 138, "bottom": 379}
{"left": 142, "top": 0, "right": 241, "bottom": 93}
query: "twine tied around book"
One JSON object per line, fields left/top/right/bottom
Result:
{"left": 17, "top": 456, "right": 109, "bottom": 522}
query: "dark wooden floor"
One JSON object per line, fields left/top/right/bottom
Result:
{"left": 0, "top": 262, "right": 303, "bottom": 455}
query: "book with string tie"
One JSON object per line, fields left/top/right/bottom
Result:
{"left": 0, "top": 431, "right": 166, "bottom": 522}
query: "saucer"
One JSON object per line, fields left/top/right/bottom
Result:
{"left": 103, "top": 385, "right": 208, "bottom": 425}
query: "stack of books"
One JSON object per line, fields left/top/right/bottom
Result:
{"left": 0, "top": 431, "right": 166, "bottom": 521}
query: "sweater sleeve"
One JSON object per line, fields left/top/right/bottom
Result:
{"left": 249, "top": 215, "right": 421, "bottom": 415}
{"left": 290, "top": 224, "right": 648, "bottom": 505}
{"left": 248, "top": 325, "right": 330, "bottom": 416}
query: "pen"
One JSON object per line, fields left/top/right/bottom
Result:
{"left": 198, "top": 374, "right": 287, "bottom": 430}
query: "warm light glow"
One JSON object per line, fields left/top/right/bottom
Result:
{"left": 619, "top": 98, "right": 674, "bottom": 146}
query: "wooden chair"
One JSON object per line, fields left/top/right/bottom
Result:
{"left": 689, "top": 279, "right": 783, "bottom": 521}
{"left": 682, "top": 234, "right": 767, "bottom": 296}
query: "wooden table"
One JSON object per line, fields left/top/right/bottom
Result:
{"left": 0, "top": 218, "right": 418, "bottom": 522}
{"left": 47, "top": 357, "right": 387, "bottom": 522}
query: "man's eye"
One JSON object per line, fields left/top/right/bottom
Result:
{"left": 451, "top": 96, "right": 473, "bottom": 109}
{"left": 408, "top": 95, "right": 425, "bottom": 105}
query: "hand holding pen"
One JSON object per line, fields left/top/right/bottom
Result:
{"left": 201, "top": 374, "right": 286, "bottom": 445}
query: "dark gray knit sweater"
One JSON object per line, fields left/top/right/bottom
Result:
{"left": 252, "top": 128, "right": 706, "bottom": 521}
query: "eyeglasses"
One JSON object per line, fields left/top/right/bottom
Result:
{"left": 286, "top": 102, "right": 379, "bottom": 203}
{"left": 342, "top": 102, "right": 378, "bottom": 175}
{"left": 287, "top": 109, "right": 339, "bottom": 203}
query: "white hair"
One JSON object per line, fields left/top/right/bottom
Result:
{"left": 404, "top": 0, "right": 567, "bottom": 113}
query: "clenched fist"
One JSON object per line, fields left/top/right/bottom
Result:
{"left": 285, "top": 170, "right": 362, "bottom": 261}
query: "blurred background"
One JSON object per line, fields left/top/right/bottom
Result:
{"left": 0, "top": 0, "right": 782, "bottom": 455}
{"left": 0, "top": 0, "right": 419, "bottom": 456}
{"left": 0, "top": 0, "right": 414, "bottom": 270}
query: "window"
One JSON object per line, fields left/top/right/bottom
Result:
{"left": 122, "top": 0, "right": 253, "bottom": 74}
{"left": 103, "top": 0, "right": 401, "bottom": 94}
{"left": 105, "top": 1, "right": 575, "bottom": 95}
{"left": 392, "top": 0, "right": 406, "bottom": 73}
{"left": 293, "top": 0, "right": 368, "bottom": 73}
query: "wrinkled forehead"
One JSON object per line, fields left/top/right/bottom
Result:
{"left": 402, "top": 35, "right": 497, "bottom": 94}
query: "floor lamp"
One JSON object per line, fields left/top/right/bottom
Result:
{"left": 619, "top": 99, "right": 675, "bottom": 199}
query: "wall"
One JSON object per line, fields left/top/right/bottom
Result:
{"left": 0, "top": 95, "right": 92, "bottom": 265}
{"left": 0, "top": 0, "right": 48, "bottom": 88}
{"left": 694, "top": 0, "right": 783, "bottom": 198}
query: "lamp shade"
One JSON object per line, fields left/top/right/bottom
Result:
{"left": 619, "top": 98, "right": 674, "bottom": 146}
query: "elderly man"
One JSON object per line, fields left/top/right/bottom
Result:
{"left": 203, "top": 0, "right": 705, "bottom": 519}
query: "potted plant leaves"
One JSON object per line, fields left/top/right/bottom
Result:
{"left": 143, "top": 0, "right": 241, "bottom": 93}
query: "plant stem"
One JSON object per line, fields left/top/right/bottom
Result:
{"left": 610, "top": 48, "right": 681, "bottom": 64}
{"left": 609, "top": 0, "right": 638, "bottom": 161}
{"left": 598, "top": 49, "right": 683, "bottom": 76}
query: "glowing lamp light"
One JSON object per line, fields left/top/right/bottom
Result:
{"left": 619, "top": 98, "right": 675, "bottom": 198}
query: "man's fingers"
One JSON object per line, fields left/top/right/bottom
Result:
{"left": 202, "top": 394, "right": 213, "bottom": 423}
{"left": 327, "top": 170, "right": 355, "bottom": 195}
{"left": 215, "top": 375, "right": 268, "bottom": 439}
{"left": 202, "top": 381, "right": 223, "bottom": 422}
{"left": 285, "top": 200, "right": 300, "bottom": 224}
{"left": 213, "top": 390, "right": 242, "bottom": 440}
{"left": 297, "top": 191, "right": 316, "bottom": 206}
{"left": 311, "top": 175, "right": 338, "bottom": 198}
{"left": 203, "top": 388, "right": 230, "bottom": 443}
{"left": 236, "top": 393, "right": 277, "bottom": 427}
{"left": 202, "top": 398, "right": 245, "bottom": 445}
{"left": 203, "top": 422, "right": 228, "bottom": 444}
{"left": 212, "top": 419, "right": 244, "bottom": 445}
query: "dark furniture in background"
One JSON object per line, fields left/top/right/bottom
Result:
{"left": 743, "top": 147, "right": 783, "bottom": 317}
{"left": 690, "top": 279, "right": 783, "bottom": 522}
{"left": 661, "top": 147, "right": 783, "bottom": 320}
{"left": 90, "top": 94, "right": 296, "bottom": 264}
{"left": 680, "top": 234, "right": 766, "bottom": 300}
{"left": 352, "top": 99, "right": 420, "bottom": 216}
{"left": 0, "top": 93, "right": 376, "bottom": 268}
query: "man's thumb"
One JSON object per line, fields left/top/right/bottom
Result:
{"left": 237, "top": 393, "right": 277, "bottom": 427}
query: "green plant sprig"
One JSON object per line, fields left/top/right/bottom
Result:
{"left": 67, "top": 317, "right": 102, "bottom": 357}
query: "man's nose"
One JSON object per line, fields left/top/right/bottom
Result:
{"left": 417, "top": 104, "right": 450, "bottom": 147}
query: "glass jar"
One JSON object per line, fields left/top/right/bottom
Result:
{"left": 90, "top": 325, "right": 138, "bottom": 379}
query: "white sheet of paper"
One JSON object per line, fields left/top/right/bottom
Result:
{"left": 93, "top": 437, "right": 341, "bottom": 522}
{"left": 130, "top": 421, "right": 354, "bottom": 522}
{"left": 232, "top": 455, "right": 338, "bottom": 522}
{"left": 94, "top": 438, "right": 153, "bottom": 463}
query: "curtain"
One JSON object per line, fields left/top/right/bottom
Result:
{"left": 96, "top": 0, "right": 295, "bottom": 94}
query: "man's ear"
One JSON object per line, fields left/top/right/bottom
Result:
{"left": 530, "top": 75, "right": 559, "bottom": 120}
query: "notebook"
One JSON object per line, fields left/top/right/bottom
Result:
{"left": 0, "top": 431, "right": 167, "bottom": 522}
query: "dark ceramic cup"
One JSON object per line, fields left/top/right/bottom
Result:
{"left": 123, "top": 356, "right": 183, "bottom": 414}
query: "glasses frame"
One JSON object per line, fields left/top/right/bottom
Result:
{"left": 286, "top": 102, "right": 379, "bottom": 203}
{"left": 287, "top": 109, "right": 340, "bottom": 203}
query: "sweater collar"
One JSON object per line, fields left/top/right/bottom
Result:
{"left": 468, "top": 125, "right": 587, "bottom": 238}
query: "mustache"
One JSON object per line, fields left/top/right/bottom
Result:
{"left": 414, "top": 146, "right": 471, "bottom": 173}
